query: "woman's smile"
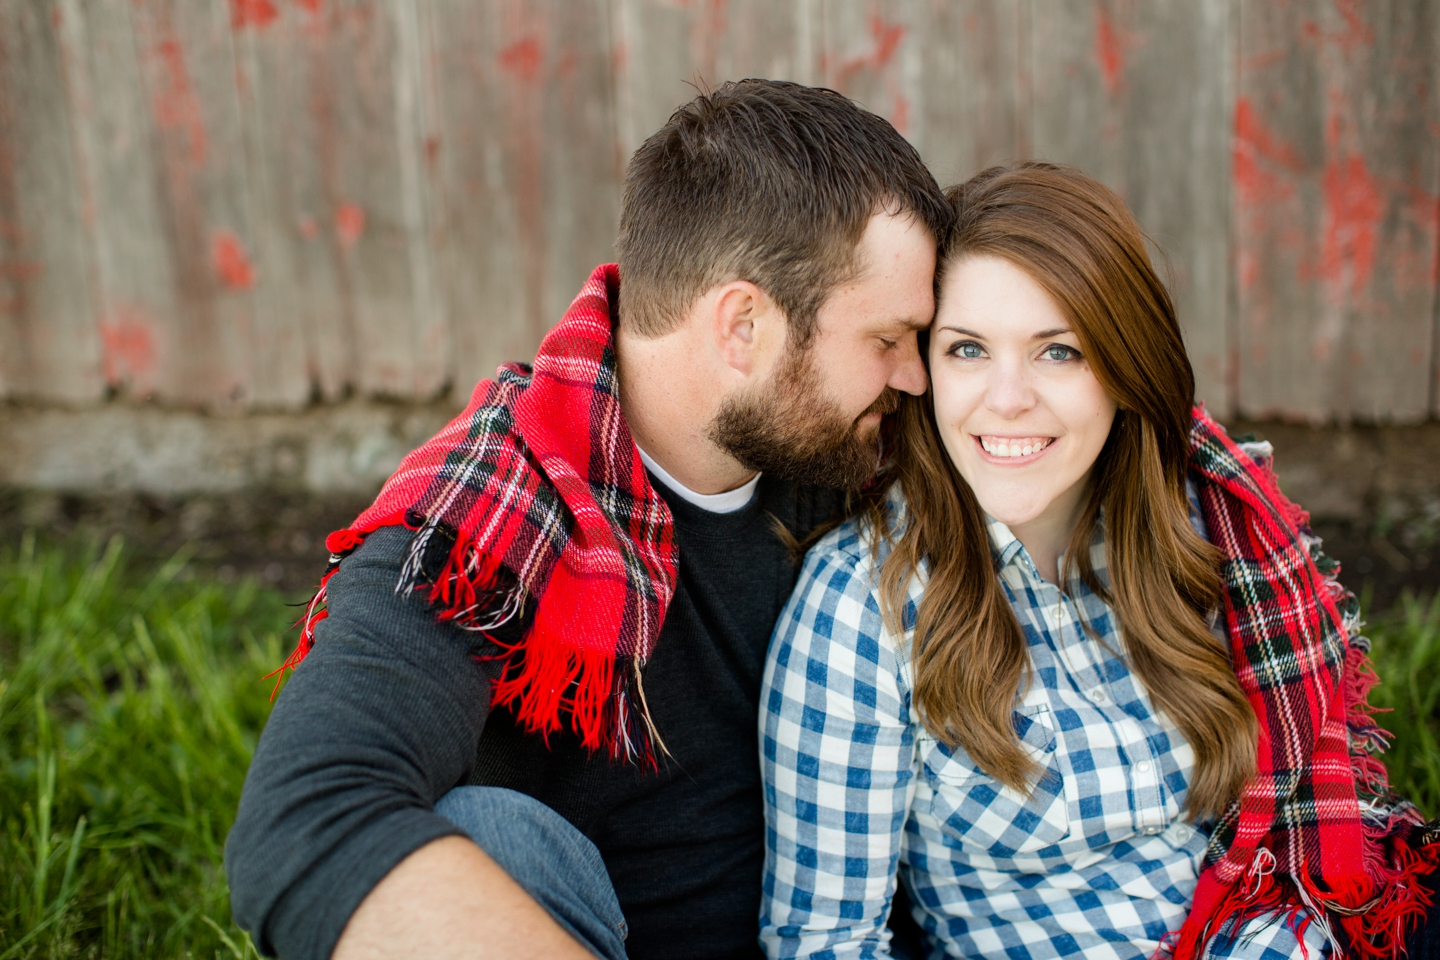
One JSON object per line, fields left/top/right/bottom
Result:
{"left": 975, "top": 435, "right": 1056, "bottom": 461}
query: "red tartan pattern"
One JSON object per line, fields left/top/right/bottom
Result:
{"left": 1175, "top": 409, "right": 1437, "bottom": 960}
{"left": 275, "top": 265, "right": 679, "bottom": 764}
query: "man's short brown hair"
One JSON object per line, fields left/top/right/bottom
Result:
{"left": 615, "top": 80, "right": 951, "bottom": 343}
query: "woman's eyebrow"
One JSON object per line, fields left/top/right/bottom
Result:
{"left": 935, "top": 325, "right": 984, "bottom": 338}
{"left": 1032, "top": 327, "right": 1073, "bottom": 339}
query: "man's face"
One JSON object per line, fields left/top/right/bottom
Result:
{"left": 711, "top": 211, "right": 935, "bottom": 488}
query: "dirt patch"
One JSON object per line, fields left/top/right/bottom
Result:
{"left": 0, "top": 487, "right": 372, "bottom": 601}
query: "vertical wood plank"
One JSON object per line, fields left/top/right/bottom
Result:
{"left": 815, "top": 2, "right": 1024, "bottom": 192}
{"left": 1236, "top": 0, "right": 1440, "bottom": 422}
{"left": 815, "top": 0, "right": 919, "bottom": 146}
{"left": 79, "top": 0, "right": 259, "bottom": 408}
{"left": 53, "top": 0, "right": 178, "bottom": 402}
{"left": 1028, "top": 0, "right": 1236, "bottom": 416}
{"left": 0, "top": 0, "right": 104, "bottom": 403}
{"left": 913, "top": 0, "right": 1024, "bottom": 189}
{"left": 611, "top": 0, "right": 816, "bottom": 162}
{"left": 235, "top": 0, "right": 447, "bottom": 404}
{"left": 425, "top": 0, "right": 620, "bottom": 394}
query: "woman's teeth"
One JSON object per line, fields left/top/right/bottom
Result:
{"left": 979, "top": 437, "right": 1053, "bottom": 458}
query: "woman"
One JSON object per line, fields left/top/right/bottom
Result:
{"left": 760, "top": 163, "right": 1438, "bottom": 960}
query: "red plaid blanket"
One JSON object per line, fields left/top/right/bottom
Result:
{"left": 1180, "top": 409, "right": 1438, "bottom": 960}
{"left": 277, "top": 264, "right": 678, "bottom": 765}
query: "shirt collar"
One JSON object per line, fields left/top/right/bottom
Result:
{"left": 984, "top": 514, "right": 1028, "bottom": 569}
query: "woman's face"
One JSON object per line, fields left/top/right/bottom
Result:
{"left": 929, "top": 255, "right": 1117, "bottom": 534}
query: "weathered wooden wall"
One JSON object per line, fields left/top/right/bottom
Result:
{"left": 0, "top": 0, "right": 1437, "bottom": 422}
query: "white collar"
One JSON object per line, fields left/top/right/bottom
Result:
{"left": 634, "top": 444, "right": 760, "bottom": 514}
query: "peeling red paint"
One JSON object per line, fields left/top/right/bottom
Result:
{"left": 297, "top": 0, "right": 322, "bottom": 13}
{"left": 99, "top": 310, "right": 158, "bottom": 384}
{"left": 1094, "top": 7, "right": 1143, "bottom": 97}
{"left": 297, "top": 215, "right": 319, "bottom": 239}
{"left": 1232, "top": 97, "right": 1300, "bottom": 204}
{"left": 152, "top": 38, "right": 207, "bottom": 166}
{"left": 1095, "top": 8, "right": 1124, "bottom": 95}
{"left": 869, "top": 15, "right": 904, "bottom": 68}
{"left": 212, "top": 231, "right": 256, "bottom": 290}
{"left": 499, "top": 36, "right": 543, "bottom": 82}
{"left": 424, "top": 135, "right": 441, "bottom": 171}
{"left": 0, "top": 261, "right": 44, "bottom": 280}
{"left": 828, "top": 15, "right": 907, "bottom": 94}
{"left": 1300, "top": 0, "right": 1374, "bottom": 55}
{"left": 1317, "top": 152, "right": 1382, "bottom": 299}
{"left": 891, "top": 95, "right": 909, "bottom": 136}
{"left": 335, "top": 203, "right": 366, "bottom": 247}
{"left": 230, "top": 0, "right": 279, "bottom": 30}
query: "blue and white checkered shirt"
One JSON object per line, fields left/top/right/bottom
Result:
{"left": 760, "top": 488, "right": 1326, "bottom": 960}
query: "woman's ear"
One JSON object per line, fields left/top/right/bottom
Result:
{"left": 711, "top": 280, "right": 780, "bottom": 377}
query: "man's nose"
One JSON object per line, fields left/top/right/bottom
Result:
{"left": 888, "top": 335, "right": 928, "bottom": 396}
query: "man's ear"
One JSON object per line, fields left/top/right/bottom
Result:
{"left": 711, "top": 280, "right": 777, "bottom": 376}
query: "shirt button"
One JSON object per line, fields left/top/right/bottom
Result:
{"left": 1173, "top": 825, "right": 1193, "bottom": 842}
{"left": 1145, "top": 827, "right": 1160, "bottom": 835}
{"left": 1135, "top": 760, "right": 1151, "bottom": 773}
{"left": 1088, "top": 688, "right": 1107, "bottom": 703}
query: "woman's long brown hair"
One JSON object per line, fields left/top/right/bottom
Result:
{"left": 872, "top": 163, "right": 1256, "bottom": 821}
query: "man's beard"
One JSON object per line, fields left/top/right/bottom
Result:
{"left": 709, "top": 346, "right": 900, "bottom": 489}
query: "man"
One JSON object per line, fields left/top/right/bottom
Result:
{"left": 226, "top": 79, "right": 949, "bottom": 960}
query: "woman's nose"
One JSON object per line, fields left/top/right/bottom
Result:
{"left": 983, "top": 361, "right": 1036, "bottom": 419}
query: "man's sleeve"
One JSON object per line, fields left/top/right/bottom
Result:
{"left": 225, "top": 525, "right": 496, "bottom": 960}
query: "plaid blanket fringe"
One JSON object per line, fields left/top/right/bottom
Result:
{"left": 1173, "top": 409, "right": 1439, "bottom": 960}
{"left": 270, "top": 265, "right": 677, "bottom": 767}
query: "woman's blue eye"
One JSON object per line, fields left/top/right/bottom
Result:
{"left": 1045, "top": 345, "right": 1077, "bottom": 362}
{"left": 958, "top": 342, "right": 983, "bottom": 359}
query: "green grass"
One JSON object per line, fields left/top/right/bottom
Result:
{"left": 0, "top": 534, "right": 288, "bottom": 958}
{"left": 0, "top": 537, "right": 1437, "bottom": 957}
{"left": 1367, "top": 590, "right": 1440, "bottom": 817}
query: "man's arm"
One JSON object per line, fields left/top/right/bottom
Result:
{"left": 332, "top": 837, "right": 595, "bottom": 959}
{"left": 224, "top": 526, "right": 588, "bottom": 960}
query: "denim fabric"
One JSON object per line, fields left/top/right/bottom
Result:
{"left": 436, "top": 786, "right": 629, "bottom": 960}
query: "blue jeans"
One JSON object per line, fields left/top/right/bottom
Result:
{"left": 435, "top": 786, "right": 629, "bottom": 960}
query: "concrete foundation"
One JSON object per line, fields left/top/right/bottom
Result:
{"left": 3, "top": 402, "right": 1440, "bottom": 609}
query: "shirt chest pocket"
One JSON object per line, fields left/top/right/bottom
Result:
{"left": 917, "top": 703, "right": 1072, "bottom": 857}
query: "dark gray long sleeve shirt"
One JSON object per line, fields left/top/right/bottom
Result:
{"left": 225, "top": 475, "right": 841, "bottom": 960}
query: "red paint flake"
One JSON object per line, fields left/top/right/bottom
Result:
{"left": 0, "top": 261, "right": 44, "bottom": 280}
{"left": 1301, "top": 0, "right": 1374, "bottom": 54}
{"left": 868, "top": 15, "right": 904, "bottom": 69}
{"left": 1095, "top": 8, "right": 1124, "bottom": 95}
{"left": 1232, "top": 97, "right": 1301, "bottom": 204}
{"left": 297, "top": 216, "right": 319, "bottom": 239}
{"left": 152, "top": 38, "right": 207, "bottom": 165}
{"left": 1093, "top": 7, "right": 1144, "bottom": 97}
{"left": 99, "top": 310, "right": 157, "bottom": 384}
{"left": 1317, "top": 153, "right": 1382, "bottom": 300}
{"left": 212, "top": 231, "right": 257, "bottom": 289}
{"left": 424, "top": 136, "right": 441, "bottom": 170}
{"left": 499, "top": 36, "right": 543, "bottom": 81}
{"left": 891, "top": 95, "right": 909, "bottom": 136}
{"left": 297, "top": 0, "right": 322, "bottom": 13}
{"left": 230, "top": 0, "right": 279, "bottom": 29}
{"left": 334, "top": 202, "right": 366, "bottom": 247}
